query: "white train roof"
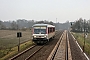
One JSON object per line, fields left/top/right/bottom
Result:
{"left": 33, "top": 24, "right": 55, "bottom": 27}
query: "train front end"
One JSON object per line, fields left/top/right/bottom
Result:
{"left": 32, "top": 25, "right": 48, "bottom": 44}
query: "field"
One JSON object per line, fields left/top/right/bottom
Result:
{"left": 0, "top": 30, "right": 33, "bottom": 59}
{"left": 72, "top": 32, "right": 90, "bottom": 57}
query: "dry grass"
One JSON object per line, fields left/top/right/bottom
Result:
{"left": 72, "top": 32, "right": 90, "bottom": 56}
{"left": 1, "top": 40, "right": 34, "bottom": 60}
{"left": 0, "top": 30, "right": 33, "bottom": 58}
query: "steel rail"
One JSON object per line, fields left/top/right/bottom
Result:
{"left": 25, "top": 45, "right": 44, "bottom": 60}
{"left": 25, "top": 31, "right": 62, "bottom": 60}
{"left": 9, "top": 31, "right": 62, "bottom": 60}
{"left": 47, "top": 31, "right": 64, "bottom": 60}
{"left": 65, "top": 31, "right": 68, "bottom": 60}
{"left": 9, "top": 45, "right": 36, "bottom": 60}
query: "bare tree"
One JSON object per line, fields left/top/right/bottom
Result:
{"left": 11, "top": 21, "right": 17, "bottom": 30}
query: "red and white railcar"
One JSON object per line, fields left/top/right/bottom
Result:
{"left": 32, "top": 24, "right": 55, "bottom": 44}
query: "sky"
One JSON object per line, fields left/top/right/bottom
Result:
{"left": 0, "top": 0, "right": 90, "bottom": 23}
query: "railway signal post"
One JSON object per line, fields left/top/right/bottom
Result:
{"left": 17, "top": 32, "right": 22, "bottom": 52}
{"left": 83, "top": 19, "right": 86, "bottom": 52}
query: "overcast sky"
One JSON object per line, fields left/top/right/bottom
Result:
{"left": 0, "top": 0, "right": 90, "bottom": 23}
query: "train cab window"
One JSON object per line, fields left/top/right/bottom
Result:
{"left": 48, "top": 28, "right": 50, "bottom": 33}
{"left": 48, "top": 27, "right": 55, "bottom": 33}
{"left": 50, "top": 28, "right": 52, "bottom": 32}
{"left": 52, "top": 28, "right": 53, "bottom": 32}
{"left": 34, "top": 27, "right": 46, "bottom": 34}
{"left": 53, "top": 28, "right": 54, "bottom": 32}
{"left": 53, "top": 28, "right": 55, "bottom": 32}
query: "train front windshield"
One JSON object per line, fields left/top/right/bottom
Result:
{"left": 34, "top": 27, "right": 46, "bottom": 34}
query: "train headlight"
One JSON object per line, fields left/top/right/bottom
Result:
{"left": 34, "top": 36, "right": 36, "bottom": 38}
{"left": 44, "top": 36, "right": 47, "bottom": 38}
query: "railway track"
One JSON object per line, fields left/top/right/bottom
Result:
{"left": 68, "top": 31, "right": 88, "bottom": 60}
{"left": 9, "top": 30, "right": 63, "bottom": 60}
{"left": 47, "top": 30, "right": 69, "bottom": 60}
{"left": 25, "top": 45, "right": 44, "bottom": 60}
{"left": 9, "top": 45, "right": 36, "bottom": 60}
{"left": 10, "top": 30, "right": 87, "bottom": 60}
